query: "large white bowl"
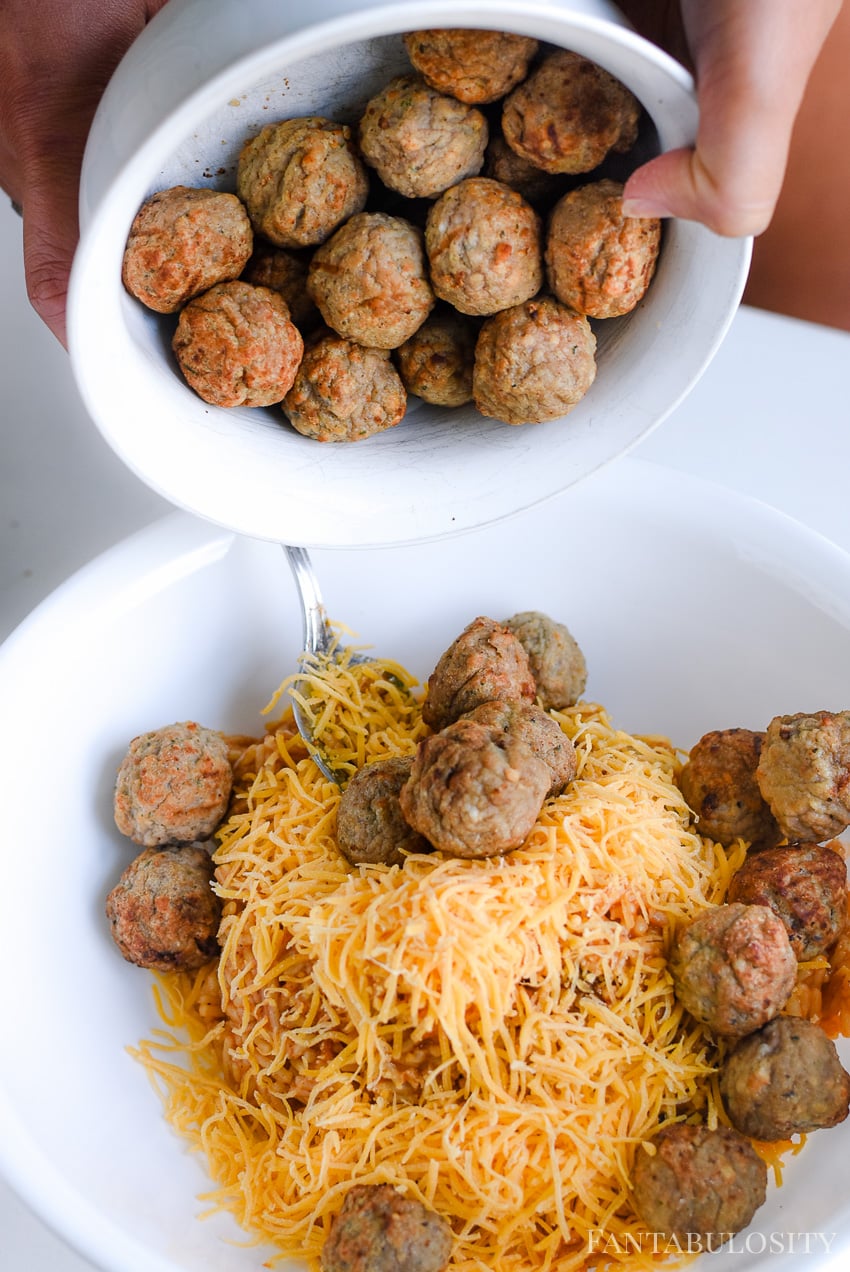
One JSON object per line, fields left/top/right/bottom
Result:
{"left": 67, "top": 0, "right": 751, "bottom": 548}
{"left": 1, "top": 458, "right": 850, "bottom": 1272}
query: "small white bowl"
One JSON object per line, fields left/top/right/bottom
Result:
{"left": 68, "top": 0, "right": 751, "bottom": 548}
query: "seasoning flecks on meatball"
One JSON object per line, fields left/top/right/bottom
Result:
{"left": 283, "top": 330, "right": 407, "bottom": 442}
{"left": 423, "top": 615, "right": 536, "bottom": 732}
{"left": 545, "top": 179, "right": 661, "bottom": 319}
{"left": 358, "top": 74, "right": 488, "bottom": 200}
{"left": 395, "top": 306, "right": 477, "bottom": 408}
{"left": 503, "top": 610, "right": 587, "bottom": 710}
{"left": 632, "top": 1123, "right": 767, "bottom": 1243}
{"left": 402, "top": 29, "right": 539, "bottom": 105}
{"left": 727, "top": 842, "right": 847, "bottom": 961}
{"left": 308, "top": 212, "right": 435, "bottom": 349}
{"left": 677, "top": 728, "right": 781, "bottom": 851}
{"left": 502, "top": 49, "right": 641, "bottom": 175}
{"left": 321, "top": 1184, "right": 453, "bottom": 1272}
{"left": 122, "top": 185, "right": 253, "bottom": 314}
{"left": 483, "top": 133, "right": 568, "bottom": 207}
{"left": 462, "top": 699, "right": 577, "bottom": 796}
{"left": 337, "top": 756, "right": 432, "bottom": 865}
{"left": 399, "top": 717, "right": 550, "bottom": 858}
{"left": 472, "top": 295, "right": 597, "bottom": 425}
{"left": 756, "top": 710, "right": 850, "bottom": 843}
{"left": 241, "top": 242, "right": 320, "bottom": 331}
{"left": 172, "top": 280, "right": 304, "bottom": 408}
{"left": 114, "top": 721, "right": 233, "bottom": 847}
{"left": 720, "top": 1015, "right": 850, "bottom": 1141}
{"left": 236, "top": 116, "right": 368, "bottom": 249}
{"left": 105, "top": 843, "right": 222, "bottom": 972}
{"left": 425, "top": 177, "right": 543, "bottom": 317}
{"left": 668, "top": 902, "right": 797, "bottom": 1038}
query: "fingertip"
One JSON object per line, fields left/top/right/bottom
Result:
{"left": 624, "top": 150, "right": 770, "bottom": 238}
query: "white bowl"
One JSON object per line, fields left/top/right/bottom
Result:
{"left": 67, "top": 0, "right": 751, "bottom": 548}
{"left": 2, "top": 460, "right": 850, "bottom": 1271}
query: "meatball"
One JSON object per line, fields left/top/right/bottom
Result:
{"left": 105, "top": 843, "right": 222, "bottom": 972}
{"left": 757, "top": 710, "right": 850, "bottom": 842}
{"left": 114, "top": 721, "right": 233, "bottom": 847}
{"left": 399, "top": 717, "right": 550, "bottom": 858}
{"left": 483, "top": 133, "right": 567, "bottom": 207}
{"left": 358, "top": 74, "right": 488, "bottom": 199}
{"left": 308, "top": 212, "right": 434, "bottom": 349}
{"left": 503, "top": 610, "right": 587, "bottom": 710}
{"left": 545, "top": 179, "right": 661, "bottom": 319}
{"left": 241, "top": 243, "right": 320, "bottom": 331}
{"left": 122, "top": 185, "right": 253, "bottom": 314}
{"left": 677, "top": 729, "right": 781, "bottom": 850}
{"left": 632, "top": 1123, "right": 767, "bottom": 1242}
{"left": 236, "top": 116, "right": 368, "bottom": 248}
{"left": 727, "top": 842, "right": 847, "bottom": 961}
{"left": 425, "top": 177, "right": 543, "bottom": 317}
{"left": 423, "top": 615, "right": 536, "bottom": 732}
{"left": 669, "top": 902, "right": 797, "bottom": 1038}
{"left": 402, "top": 29, "right": 539, "bottom": 105}
{"left": 172, "top": 280, "right": 304, "bottom": 408}
{"left": 463, "top": 699, "right": 577, "bottom": 796}
{"left": 502, "top": 49, "right": 641, "bottom": 175}
{"left": 473, "top": 296, "right": 597, "bottom": 425}
{"left": 721, "top": 1015, "right": 850, "bottom": 1141}
{"left": 395, "top": 306, "right": 477, "bottom": 407}
{"left": 337, "top": 756, "right": 431, "bottom": 865}
{"left": 283, "top": 331, "right": 407, "bottom": 442}
{"left": 321, "top": 1184, "right": 452, "bottom": 1272}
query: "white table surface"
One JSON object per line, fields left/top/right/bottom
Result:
{"left": 2, "top": 191, "right": 849, "bottom": 1270}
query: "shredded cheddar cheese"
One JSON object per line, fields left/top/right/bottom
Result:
{"left": 133, "top": 655, "right": 843, "bottom": 1271}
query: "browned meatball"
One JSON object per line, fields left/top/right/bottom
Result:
{"left": 669, "top": 902, "right": 797, "bottom": 1038}
{"left": 632, "top": 1123, "right": 767, "bottom": 1242}
{"left": 721, "top": 1015, "right": 850, "bottom": 1141}
{"left": 423, "top": 615, "right": 536, "bottom": 732}
{"left": 114, "top": 721, "right": 233, "bottom": 847}
{"left": 321, "top": 1184, "right": 452, "bottom": 1272}
{"left": 473, "top": 295, "right": 596, "bottom": 425}
{"left": 105, "top": 843, "right": 222, "bottom": 972}
{"left": 283, "top": 331, "right": 407, "bottom": 442}
{"left": 503, "top": 610, "right": 587, "bottom": 710}
{"left": 172, "top": 280, "right": 304, "bottom": 408}
{"left": 402, "top": 29, "right": 539, "bottom": 105}
{"left": 502, "top": 50, "right": 641, "bottom": 175}
{"left": 358, "top": 74, "right": 488, "bottom": 199}
{"left": 757, "top": 710, "right": 850, "bottom": 842}
{"left": 425, "top": 178, "right": 543, "bottom": 317}
{"left": 337, "top": 756, "right": 431, "bottom": 865}
{"left": 122, "top": 185, "right": 253, "bottom": 314}
{"left": 308, "top": 212, "right": 434, "bottom": 349}
{"left": 241, "top": 243, "right": 320, "bottom": 331}
{"left": 727, "top": 842, "right": 847, "bottom": 960}
{"left": 678, "top": 729, "right": 781, "bottom": 850}
{"left": 483, "top": 133, "right": 567, "bottom": 207}
{"left": 399, "top": 718, "right": 550, "bottom": 858}
{"left": 545, "top": 179, "right": 661, "bottom": 319}
{"left": 236, "top": 116, "right": 368, "bottom": 248}
{"left": 463, "top": 699, "right": 577, "bottom": 796}
{"left": 395, "top": 306, "right": 477, "bottom": 407}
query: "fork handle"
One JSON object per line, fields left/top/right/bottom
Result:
{"left": 283, "top": 544, "right": 332, "bottom": 658}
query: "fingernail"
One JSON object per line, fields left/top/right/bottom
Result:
{"left": 621, "top": 196, "right": 673, "bottom": 220}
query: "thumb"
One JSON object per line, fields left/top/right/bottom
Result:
{"left": 623, "top": 0, "right": 842, "bottom": 237}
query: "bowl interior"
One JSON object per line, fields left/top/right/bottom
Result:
{"left": 2, "top": 460, "right": 850, "bottom": 1272}
{"left": 69, "top": 8, "right": 751, "bottom": 547}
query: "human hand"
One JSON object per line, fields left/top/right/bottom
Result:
{"left": 619, "top": 0, "right": 844, "bottom": 237}
{"left": 0, "top": 0, "right": 170, "bottom": 346}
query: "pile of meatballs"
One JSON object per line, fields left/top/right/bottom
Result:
{"left": 634, "top": 710, "right": 850, "bottom": 1246}
{"left": 121, "top": 29, "right": 662, "bottom": 439}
